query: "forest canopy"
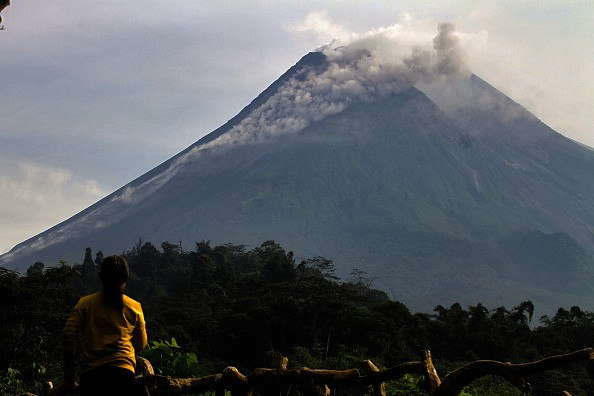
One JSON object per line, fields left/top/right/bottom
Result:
{"left": 1, "top": 240, "right": 594, "bottom": 395}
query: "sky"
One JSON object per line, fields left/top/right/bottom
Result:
{"left": 1, "top": 1, "right": 593, "bottom": 255}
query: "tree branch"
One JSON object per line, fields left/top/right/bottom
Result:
{"left": 434, "top": 348, "right": 594, "bottom": 396}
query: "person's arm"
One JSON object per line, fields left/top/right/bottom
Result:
{"left": 62, "top": 305, "right": 82, "bottom": 389}
{"left": 132, "top": 309, "right": 148, "bottom": 354}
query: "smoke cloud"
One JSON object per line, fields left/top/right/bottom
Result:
{"left": 203, "top": 21, "right": 469, "bottom": 150}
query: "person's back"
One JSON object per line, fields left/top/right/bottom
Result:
{"left": 62, "top": 255, "right": 147, "bottom": 395}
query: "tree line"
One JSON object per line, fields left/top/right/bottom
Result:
{"left": 1, "top": 240, "right": 594, "bottom": 395}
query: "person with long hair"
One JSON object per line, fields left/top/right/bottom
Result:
{"left": 62, "top": 255, "right": 148, "bottom": 395}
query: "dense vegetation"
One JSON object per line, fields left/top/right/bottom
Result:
{"left": 1, "top": 240, "right": 594, "bottom": 395}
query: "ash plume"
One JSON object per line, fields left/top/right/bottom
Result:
{"left": 204, "top": 22, "right": 470, "bottom": 150}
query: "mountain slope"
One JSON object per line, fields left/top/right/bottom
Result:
{"left": 2, "top": 52, "right": 594, "bottom": 314}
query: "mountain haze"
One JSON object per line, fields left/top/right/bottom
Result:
{"left": 2, "top": 46, "right": 594, "bottom": 314}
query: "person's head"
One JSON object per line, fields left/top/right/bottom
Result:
{"left": 99, "top": 255, "right": 129, "bottom": 293}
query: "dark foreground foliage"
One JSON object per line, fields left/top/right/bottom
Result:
{"left": 1, "top": 240, "right": 594, "bottom": 395}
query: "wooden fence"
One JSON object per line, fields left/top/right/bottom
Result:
{"left": 28, "top": 348, "right": 594, "bottom": 396}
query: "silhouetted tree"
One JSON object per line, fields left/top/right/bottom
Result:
{"left": 94, "top": 250, "right": 104, "bottom": 269}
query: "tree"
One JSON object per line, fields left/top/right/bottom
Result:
{"left": 82, "top": 247, "right": 94, "bottom": 269}
{"left": 298, "top": 257, "right": 339, "bottom": 281}
{"left": 94, "top": 250, "right": 104, "bottom": 269}
{"left": 78, "top": 247, "right": 99, "bottom": 294}
{"left": 235, "top": 240, "right": 296, "bottom": 283}
{"left": 348, "top": 268, "right": 375, "bottom": 289}
{"left": 0, "top": 262, "right": 79, "bottom": 394}
{"left": 26, "top": 262, "right": 45, "bottom": 278}
{"left": 430, "top": 303, "right": 469, "bottom": 360}
{"left": 125, "top": 241, "right": 161, "bottom": 282}
{"left": 510, "top": 300, "right": 535, "bottom": 326}
{"left": 196, "top": 240, "right": 212, "bottom": 255}
{"left": 0, "top": 0, "right": 8, "bottom": 29}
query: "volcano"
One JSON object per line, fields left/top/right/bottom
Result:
{"left": 2, "top": 48, "right": 594, "bottom": 314}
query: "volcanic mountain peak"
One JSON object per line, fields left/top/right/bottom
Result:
{"left": 2, "top": 33, "right": 594, "bottom": 315}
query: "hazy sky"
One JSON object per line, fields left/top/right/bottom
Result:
{"left": 1, "top": 1, "right": 593, "bottom": 255}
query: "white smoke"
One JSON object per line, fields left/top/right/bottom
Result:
{"left": 202, "top": 21, "right": 470, "bottom": 151}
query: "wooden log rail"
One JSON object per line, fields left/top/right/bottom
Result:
{"left": 132, "top": 348, "right": 594, "bottom": 396}
{"left": 29, "top": 348, "right": 594, "bottom": 396}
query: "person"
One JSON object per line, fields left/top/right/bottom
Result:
{"left": 62, "top": 255, "right": 148, "bottom": 395}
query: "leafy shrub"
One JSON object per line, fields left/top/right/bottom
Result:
{"left": 0, "top": 368, "right": 26, "bottom": 395}
{"left": 386, "top": 374, "right": 426, "bottom": 395}
{"left": 140, "top": 338, "right": 204, "bottom": 378}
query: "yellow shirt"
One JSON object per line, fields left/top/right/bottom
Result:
{"left": 63, "top": 291, "right": 147, "bottom": 374}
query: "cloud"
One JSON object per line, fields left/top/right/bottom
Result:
{"left": 0, "top": 161, "right": 107, "bottom": 253}
{"left": 289, "top": 11, "right": 352, "bottom": 45}
{"left": 450, "top": 1, "right": 594, "bottom": 147}
{"left": 0, "top": 145, "right": 205, "bottom": 259}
